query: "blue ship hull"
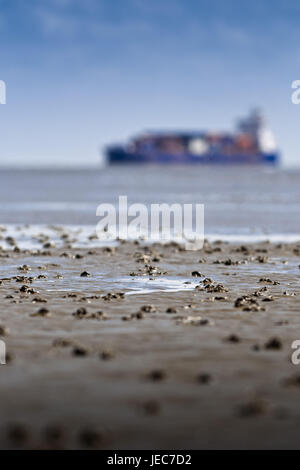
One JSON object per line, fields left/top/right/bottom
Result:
{"left": 107, "top": 147, "right": 279, "bottom": 165}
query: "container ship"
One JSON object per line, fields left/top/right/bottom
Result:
{"left": 106, "top": 110, "right": 279, "bottom": 165}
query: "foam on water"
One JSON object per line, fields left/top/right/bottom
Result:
{"left": 0, "top": 223, "right": 300, "bottom": 251}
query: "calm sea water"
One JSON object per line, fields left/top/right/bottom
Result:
{"left": 0, "top": 166, "right": 299, "bottom": 240}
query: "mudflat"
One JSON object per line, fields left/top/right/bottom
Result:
{"left": 0, "top": 231, "right": 300, "bottom": 449}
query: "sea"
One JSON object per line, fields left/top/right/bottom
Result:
{"left": 0, "top": 165, "right": 299, "bottom": 250}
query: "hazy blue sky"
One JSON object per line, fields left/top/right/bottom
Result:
{"left": 0, "top": 0, "right": 300, "bottom": 166}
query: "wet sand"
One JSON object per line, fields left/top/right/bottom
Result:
{"left": 0, "top": 229, "right": 300, "bottom": 449}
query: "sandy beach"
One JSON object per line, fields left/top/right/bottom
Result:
{"left": 0, "top": 227, "right": 299, "bottom": 449}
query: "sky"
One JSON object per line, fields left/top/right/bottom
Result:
{"left": 0, "top": 0, "right": 300, "bottom": 167}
